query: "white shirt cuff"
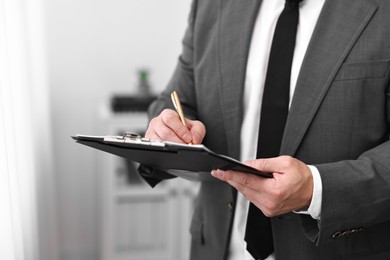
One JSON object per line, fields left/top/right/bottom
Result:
{"left": 294, "top": 165, "right": 322, "bottom": 220}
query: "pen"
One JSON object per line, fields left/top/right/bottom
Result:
{"left": 171, "top": 91, "right": 192, "bottom": 144}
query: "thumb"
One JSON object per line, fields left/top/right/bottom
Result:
{"left": 248, "top": 156, "right": 290, "bottom": 174}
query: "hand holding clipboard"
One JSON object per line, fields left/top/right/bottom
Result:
{"left": 73, "top": 91, "right": 271, "bottom": 178}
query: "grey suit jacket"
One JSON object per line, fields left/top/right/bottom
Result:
{"left": 142, "top": 0, "right": 390, "bottom": 259}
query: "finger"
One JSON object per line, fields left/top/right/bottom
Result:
{"left": 187, "top": 120, "right": 206, "bottom": 144}
{"left": 144, "top": 127, "right": 161, "bottom": 140}
{"left": 226, "top": 179, "right": 258, "bottom": 199}
{"left": 211, "top": 170, "right": 254, "bottom": 196}
{"left": 161, "top": 109, "right": 193, "bottom": 143}
{"left": 148, "top": 114, "right": 187, "bottom": 143}
{"left": 211, "top": 169, "right": 265, "bottom": 191}
{"left": 247, "top": 156, "right": 294, "bottom": 174}
{"left": 225, "top": 179, "right": 273, "bottom": 213}
{"left": 212, "top": 170, "right": 279, "bottom": 216}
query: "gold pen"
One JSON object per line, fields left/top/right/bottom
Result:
{"left": 171, "top": 91, "right": 192, "bottom": 144}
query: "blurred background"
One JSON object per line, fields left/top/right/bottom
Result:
{"left": 0, "top": 0, "right": 198, "bottom": 260}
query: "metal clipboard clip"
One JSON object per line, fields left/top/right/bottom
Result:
{"left": 123, "top": 132, "right": 143, "bottom": 140}
{"left": 104, "top": 132, "right": 165, "bottom": 147}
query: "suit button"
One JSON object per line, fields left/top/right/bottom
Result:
{"left": 350, "top": 228, "right": 359, "bottom": 234}
{"left": 332, "top": 231, "right": 343, "bottom": 239}
{"left": 357, "top": 227, "right": 365, "bottom": 232}
{"left": 227, "top": 202, "right": 233, "bottom": 210}
{"left": 332, "top": 227, "right": 365, "bottom": 239}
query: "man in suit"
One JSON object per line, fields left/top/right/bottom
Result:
{"left": 140, "top": 0, "right": 390, "bottom": 259}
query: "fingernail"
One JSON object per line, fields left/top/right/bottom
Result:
{"left": 212, "top": 169, "right": 225, "bottom": 178}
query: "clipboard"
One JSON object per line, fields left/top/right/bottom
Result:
{"left": 72, "top": 132, "right": 272, "bottom": 178}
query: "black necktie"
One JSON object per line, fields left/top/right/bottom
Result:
{"left": 244, "top": 0, "right": 302, "bottom": 259}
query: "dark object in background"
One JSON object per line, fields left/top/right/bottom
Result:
{"left": 111, "top": 68, "right": 156, "bottom": 112}
{"left": 111, "top": 95, "right": 156, "bottom": 112}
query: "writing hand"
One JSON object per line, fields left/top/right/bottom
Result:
{"left": 145, "top": 109, "right": 206, "bottom": 144}
{"left": 211, "top": 156, "right": 313, "bottom": 217}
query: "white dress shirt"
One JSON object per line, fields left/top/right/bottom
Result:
{"left": 228, "top": 0, "right": 325, "bottom": 259}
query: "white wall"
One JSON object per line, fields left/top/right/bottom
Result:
{"left": 43, "top": 0, "right": 191, "bottom": 259}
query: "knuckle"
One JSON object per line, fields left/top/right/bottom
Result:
{"left": 191, "top": 122, "right": 206, "bottom": 143}
{"left": 161, "top": 108, "right": 173, "bottom": 117}
{"left": 176, "top": 125, "right": 188, "bottom": 136}
{"left": 282, "top": 155, "right": 295, "bottom": 168}
{"left": 158, "top": 128, "right": 171, "bottom": 140}
{"left": 259, "top": 158, "right": 269, "bottom": 169}
{"left": 196, "top": 120, "right": 206, "bottom": 133}
{"left": 149, "top": 117, "right": 159, "bottom": 128}
{"left": 163, "top": 113, "right": 177, "bottom": 125}
{"left": 241, "top": 175, "right": 250, "bottom": 186}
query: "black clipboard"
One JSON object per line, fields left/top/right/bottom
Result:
{"left": 72, "top": 133, "right": 271, "bottom": 178}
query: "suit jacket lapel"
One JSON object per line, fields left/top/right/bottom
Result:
{"left": 281, "top": 0, "right": 378, "bottom": 156}
{"left": 218, "top": 0, "right": 261, "bottom": 159}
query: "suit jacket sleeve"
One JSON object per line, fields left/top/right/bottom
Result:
{"left": 300, "top": 85, "right": 390, "bottom": 245}
{"left": 139, "top": 0, "right": 199, "bottom": 186}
